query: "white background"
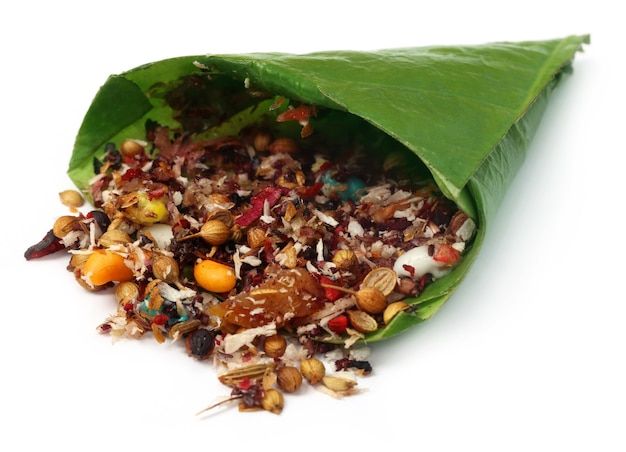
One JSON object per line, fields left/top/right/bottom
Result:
{"left": 1, "top": 1, "right": 624, "bottom": 451}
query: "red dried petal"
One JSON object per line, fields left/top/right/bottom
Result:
{"left": 152, "top": 314, "right": 169, "bottom": 326}
{"left": 121, "top": 168, "right": 144, "bottom": 182}
{"left": 433, "top": 244, "right": 461, "bottom": 265}
{"left": 148, "top": 186, "right": 167, "bottom": 200}
{"left": 296, "top": 182, "right": 324, "bottom": 200}
{"left": 320, "top": 276, "right": 342, "bottom": 302}
{"left": 276, "top": 105, "right": 316, "bottom": 123}
{"left": 235, "top": 186, "right": 285, "bottom": 227}
{"left": 327, "top": 315, "right": 348, "bottom": 334}
{"left": 402, "top": 264, "right": 416, "bottom": 277}
{"left": 24, "top": 230, "right": 65, "bottom": 260}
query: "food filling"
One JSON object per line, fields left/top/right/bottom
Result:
{"left": 26, "top": 72, "right": 476, "bottom": 414}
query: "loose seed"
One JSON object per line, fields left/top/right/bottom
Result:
{"left": 300, "top": 358, "right": 326, "bottom": 385}
{"left": 355, "top": 287, "right": 387, "bottom": 314}
{"left": 180, "top": 220, "right": 230, "bottom": 245}
{"left": 261, "top": 389, "right": 284, "bottom": 414}
{"left": 59, "top": 190, "right": 84, "bottom": 208}
{"left": 152, "top": 255, "right": 180, "bottom": 284}
{"left": 347, "top": 310, "right": 379, "bottom": 333}
{"left": 277, "top": 366, "right": 302, "bottom": 393}
{"left": 53, "top": 216, "right": 78, "bottom": 238}
{"left": 120, "top": 139, "right": 145, "bottom": 157}
{"left": 98, "top": 229, "right": 131, "bottom": 247}
{"left": 253, "top": 131, "right": 272, "bottom": 152}
{"left": 322, "top": 375, "right": 357, "bottom": 392}
{"left": 268, "top": 137, "right": 298, "bottom": 154}
{"left": 332, "top": 249, "right": 358, "bottom": 270}
{"left": 115, "top": 281, "right": 139, "bottom": 304}
{"left": 247, "top": 227, "right": 266, "bottom": 249}
{"left": 361, "top": 267, "right": 397, "bottom": 296}
{"left": 218, "top": 363, "right": 274, "bottom": 387}
{"left": 263, "top": 334, "right": 287, "bottom": 358}
{"left": 383, "top": 301, "right": 409, "bottom": 324}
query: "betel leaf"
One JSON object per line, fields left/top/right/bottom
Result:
{"left": 68, "top": 36, "right": 588, "bottom": 342}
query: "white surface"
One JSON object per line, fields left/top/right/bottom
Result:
{"left": 1, "top": 1, "right": 624, "bottom": 451}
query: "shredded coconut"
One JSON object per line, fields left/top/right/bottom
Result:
{"left": 223, "top": 323, "right": 277, "bottom": 354}
{"left": 313, "top": 209, "right": 339, "bottom": 227}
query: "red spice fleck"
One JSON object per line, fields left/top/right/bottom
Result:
{"left": 317, "top": 162, "right": 332, "bottom": 173}
{"left": 320, "top": 276, "right": 342, "bottom": 302}
{"left": 176, "top": 218, "right": 191, "bottom": 229}
{"left": 416, "top": 274, "right": 433, "bottom": 293}
{"left": 152, "top": 314, "right": 168, "bottom": 326}
{"left": 297, "top": 182, "right": 324, "bottom": 200}
{"left": 276, "top": 105, "right": 316, "bottom": 123}
{"left": 121, "top": 168, "right": 143, "bottom": 182}
{"left": 433, "top": 244, "right": 461, "bottom": 265}
{"left": 402, "top": 264, "right": 416, "bottom": 277}
{"left": 148, "top": 186, "right": 167, "bottom": 200}
{"left": 328, "top": 315, "right": 349, "bottom": 334}
{"left": 262, "top": 239, "right": 275, "bottom": 263}
{"left": 238, "top": 377, "right": 252, "bottom": 390}
{"left": 235, "top": 186, "right": 285, "bottom": 227}
{"left": 98, "top": 323, "right": 112, "bottom": 334}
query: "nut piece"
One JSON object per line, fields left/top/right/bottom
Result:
{"left": 99, "top": 229, "right": 132, "bottom": 247}
{"left": 300, "top": 358, "right": 326, "bottom": 385}
{"left": 383, "top": 301, "right": 409, "bottom": 324}
{"left": 115, "top": 281, "right": 140, "bottom": 304}
{"left": 247, "top": 227, "right": 266, "bottom": 249}
{"left": 152, "top": 255, "right": 180, "bottom": 283}
{"left": 347, "top": 310, "right": 379, "bottom": 333}
{"left": 322, "top": 375, "right": 357, "bottom": 392}
{"left": 198, "top": 220, "right": 231, "bottom": 245}
{"left": 253, "top": 131, "right": 272, "bottom": 152}
{"left": 355, "top": 287, "right": 387, "bottom": 314}
{"left": 332, "top": 249, "right": 358, "bottom": 270}
{"left": 53, "top": 216, "right": 78, "bottom": 238}
{"left": 261, "top": 389, "right": 284, "bottom": 414}
{"left": 361, "top": 267, "right": 397, "bottom": 296}
{"left": 264, "top": 334, "right": 287, "bottom": 358}
{"left": 277, "top": 366, "right": 302, "bottom": 393}
{"left": 59, "top": 190, "right": 84, "bottom": 208}
{"left": 120, "top": 139, "right": 145, "bottom": 157}
{"left": 268, "top": 137, "right": 298, "bottom": 154}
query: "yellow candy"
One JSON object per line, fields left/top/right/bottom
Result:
{"left": 194, "top": 259, "right": 237, "bottom": 293}
{"left": 82, "top": 250, "right": 134, "bottom": 286}
{"left": 124, "top": 192, "right": 168, "bottom": 225}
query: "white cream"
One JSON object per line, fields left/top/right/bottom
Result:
{"left": 393, "top": 245, "right": 450, "bottom": 280}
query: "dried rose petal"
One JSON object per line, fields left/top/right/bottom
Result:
{"left": 24, "top": 230, "right": 64, "bottom": 260}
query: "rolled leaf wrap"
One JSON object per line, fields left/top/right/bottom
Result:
{"left": 68, "top": 35, "right": 589, "bottom": 342}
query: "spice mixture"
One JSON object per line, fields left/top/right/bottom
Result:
{"left": 25, "top": 76, "right": 475, "bottom": 414}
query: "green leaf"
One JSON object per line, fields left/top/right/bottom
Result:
{"left": 67, "top": 36, "right": 588, "bottom": 343}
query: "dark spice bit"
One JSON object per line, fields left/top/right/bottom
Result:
{"left": 97, "top": 323, "right": 112, "bottom": 334}
{"left": 231, "top": 383, "right": 264, "bottom": 409}
{"left": 185, "top": 328, "right": 217, "bottom": 359}
{"left": 86, "top": 210, "right": 111, "bottom": 232}
{"left": 429, "top": 199, "right": 456, "bottom": 228}
{"left": 24, "top": 229, "right": 65, "bottom": 260}
{"left": 335, "top": 358, "right": 373, "bottom": 375}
